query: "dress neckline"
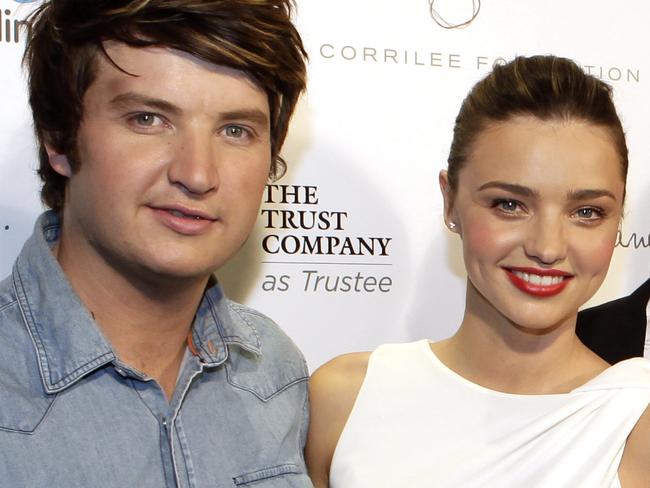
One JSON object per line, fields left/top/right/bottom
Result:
{"left": 421, "top": 339, "right": 650, "bottom": 398}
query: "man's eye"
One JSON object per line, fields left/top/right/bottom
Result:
{"left": 225, "top": 125, "right": 245, "bottom": 138}
{"left": 134, "top": 113, "right": 157, "bottom": 126}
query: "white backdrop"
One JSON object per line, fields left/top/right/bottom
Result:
{"left": 1, "top": 0, "right": 648, "bottom": 369}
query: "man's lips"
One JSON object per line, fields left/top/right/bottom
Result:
{"left": 151, "top": 204, "right": 217, "bottom": 221}
{"left": 503, "top": 266, "right": 573, "bottom": 297}
{"left": 149, "top": 205, "right": 217, "bottom": 235}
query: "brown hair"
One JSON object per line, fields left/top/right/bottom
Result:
{"left": 446, "top": 55, "right": 628, "bottom": 193}
{"left": 24, "top": 0, "right": 308, "bottom": 212}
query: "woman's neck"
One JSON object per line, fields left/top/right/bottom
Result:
{"left": 431, "top": 282, "right": 609, "bottom": 395}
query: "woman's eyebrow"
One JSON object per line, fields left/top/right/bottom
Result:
{"left": 567, "top": 189, "right": 618, "bottom": 202}
{"left": 476, "top": 181, "right": 538, "bottom": 198}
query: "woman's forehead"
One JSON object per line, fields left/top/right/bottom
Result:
{"left": 458, "top": 116, "right": 625, "bottom": 198}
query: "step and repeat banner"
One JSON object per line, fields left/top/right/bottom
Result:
{"left": 1, "top": 0, "right": 648, "bottom": 369}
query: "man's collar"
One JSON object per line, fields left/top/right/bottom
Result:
{"left": 187, "top": 280, "right": 262, "bottom": 366}
{"left": 13, "top": 211, "right": 261, "bottom": 394}
{"left": 13, "top": 212, "right": 115, "bottom": 393}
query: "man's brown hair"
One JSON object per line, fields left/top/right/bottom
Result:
{"left": 24, "top": 0, "right": 308, "bottom": 212}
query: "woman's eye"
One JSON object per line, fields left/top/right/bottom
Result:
{"left": 496, "top": 199, "right": 519, "bottom": 212}
{"left": 575, "top": 207, "right": 604, "bottom": 220}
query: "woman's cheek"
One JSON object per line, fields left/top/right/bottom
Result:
{"left": 573, "top": 229, "right": 618, "bottom": 276}
{"left": 461, "top": 213, "right": 521, "bottom": 261}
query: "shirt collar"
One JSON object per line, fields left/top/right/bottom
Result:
{"left": 12, "top": 211, "right": 261, "bottom": 394}
{"left": 187, "top": 277, "right": 262, "bottom": 366}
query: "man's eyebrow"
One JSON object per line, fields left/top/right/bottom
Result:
{"left": 109, "top": 92, "right": 182, "bottom": 115}
{"left": 220, "top": 109, "right": 270, "bottom": 127}
{"left": 108, "top": 95, "right": 269, "bottom": 127}
{"left": 476, "top": 181, "right": 538, "bottom": 198}
{"left": 567, "top": 188, "right": 618, "bottom": 202}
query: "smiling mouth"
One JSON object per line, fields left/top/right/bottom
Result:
{"left": 504, "top": 267, "right": 573, "bottom": 297}
{"left": 510, "top": 270, "right": 565, "bottom": 286}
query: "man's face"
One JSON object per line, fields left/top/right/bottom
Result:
{"left": 48, "top": 43, "right": 272, "bottom": 284}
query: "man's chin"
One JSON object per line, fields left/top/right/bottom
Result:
{"left": 118, "top": 257, "right": 221, "bottom": 293}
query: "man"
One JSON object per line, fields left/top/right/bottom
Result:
{"left": 577, "top": 277, "right": 650, "bottom": 364}
{"left": 0, "top": 1, "right": 312, "bottom": 486}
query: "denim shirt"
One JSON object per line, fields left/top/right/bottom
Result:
{"left": 0, "top": 212, "right": 313, "bottom": 488}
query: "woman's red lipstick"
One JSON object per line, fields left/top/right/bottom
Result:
{"left": 504, "top": 267, "right": 573, "bottom": 297}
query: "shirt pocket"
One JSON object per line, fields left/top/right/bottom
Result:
{"left": 232, "top": 463, "right": 311, "bottom": 486}
{"left": 0, "top": 389, "right": 56, "bottom": 434}
{"left": 224, "top": 343, "right": 308, "bottom": 402}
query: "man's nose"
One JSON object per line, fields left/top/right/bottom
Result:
{"left": 167, "top": 130, "right": 219, "bottom": 196}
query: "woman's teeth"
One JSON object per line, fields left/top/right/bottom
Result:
{"left": 512, "top": 271, "right": 564, "bottom": 286}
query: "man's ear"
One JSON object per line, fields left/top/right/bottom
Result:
{"left": 44, "top": 143, "right": 72, "bottom": 177}
{"left": 438, "top": 170, "right": 460, "bottom": 234}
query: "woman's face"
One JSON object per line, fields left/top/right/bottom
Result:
{"left": 440, "top": 115, "right": 625, "bottom": 331}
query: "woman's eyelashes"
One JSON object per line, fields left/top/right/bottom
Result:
{"left": 488, "top": 197, "right": 608, "bottom": 226}
{"left": 491, "top": 198, "right": 526, "bottom": 217}
{"left": 571, "top": 206, "right": 607, "bottom": 225}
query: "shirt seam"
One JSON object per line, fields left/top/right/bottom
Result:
{"left": 225, "top": 368, "right": 308, "bottom": 402}
{"left": 0, "top": 297, "right": 17, "bottom": 314}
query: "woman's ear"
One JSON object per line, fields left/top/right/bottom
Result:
{"left": 44, "top": 143, "right": 72, "bottom": 177}
{"left": 439, "top": 170, "right": 460, "bottom": 234}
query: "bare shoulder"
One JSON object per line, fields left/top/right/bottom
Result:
{"left": 619, "top": 404, "right": 650, "bottom": 487}
{"left": 305, "top": 352, "right": 372, "bottom": 488}
{"left": 311, "top": 351, "right": 372, "bottom": 394}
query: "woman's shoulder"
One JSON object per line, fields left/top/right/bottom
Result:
{"left": 306, "top": 351, "right": 372, "bottom": 487}
{"left": 313, "top": 351, "right": 373, "bottom": 380}
{"left": 576, "top": 356, "right": 650, "bottom": 393}
{"left": 619, "top": 404, "right": 650, "bottom": 486}
{"left": 310, "top": 339, "right": 429, "bottom": 393}
{"left": 309, "top": 351, "right": 373, "bottom": 419}
{"left": 611, "top": 357, "right": 650, "bottom": 485}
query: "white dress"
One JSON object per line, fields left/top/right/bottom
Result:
{"left": 329, "top": 340, "right": 650, "bottom": 487}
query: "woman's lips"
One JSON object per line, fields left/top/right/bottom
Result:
{"left": 504, "top": 267, "right": 573, "bottom": 297}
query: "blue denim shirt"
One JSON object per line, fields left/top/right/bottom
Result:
{"left": 0, "top": 212, "right": 313, "bottom": 488}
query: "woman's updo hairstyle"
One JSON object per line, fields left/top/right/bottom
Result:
{"left": 446, "top": 55, "right": 628, "bottom": 195}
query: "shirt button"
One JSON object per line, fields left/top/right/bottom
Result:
{"left": 162, "top": 418, "right": 168, "bottom": 427}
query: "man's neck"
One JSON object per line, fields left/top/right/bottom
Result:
{"left": 54, "top": 236, "right": 209, "bottom": 401}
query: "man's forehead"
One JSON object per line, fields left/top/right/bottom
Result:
{"left": 87, "top": 41, "right": 269, "bottom": 112}
{"left": 98, "top": 41, "right": 261, "bottom": 91}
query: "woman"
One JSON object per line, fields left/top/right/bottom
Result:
{"left": 306, "top": 56, "right": 650, "bottom": 487}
